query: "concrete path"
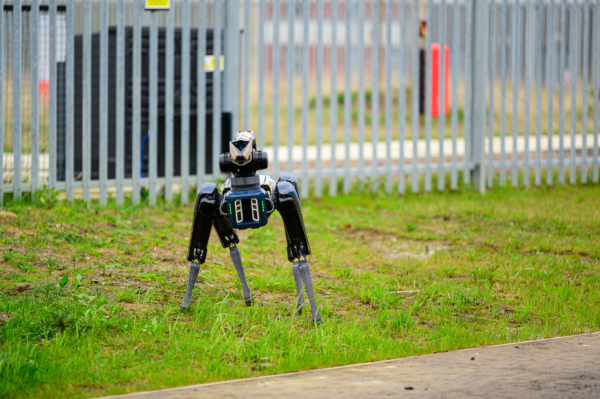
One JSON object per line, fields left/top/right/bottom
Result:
{"left": 102, "top": 332, "right": 600, "bottom": 399}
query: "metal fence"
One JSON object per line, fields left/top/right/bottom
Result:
{"left": 1, "top": 0, "right": 599, "bottom": 207}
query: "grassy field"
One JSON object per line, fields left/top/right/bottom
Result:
{"left": 1, "top": 183, "right": 600, "bottom": 398}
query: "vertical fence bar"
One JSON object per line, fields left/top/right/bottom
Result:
{"left": 411, "top": 0, "right": 419, "bottom": 193}
{"left": 0, "top": 0, "right": 3, "bottom": 206}
{"left": 181, "top": 0, "right": 190, "bottom": 203}
{"left": 330, "top": 0, "right": 338, "bottom": 196}
{"left": 100, "top": 0, "right": 108, "bottom": 205}
{"left": 83, "top": 0, "right": 91, "bottom": 202}
{"left": 358, "top": 0, "right": 365, "bottom": 188}
{"left": 450, "top": 0, "right": 458, "bottom": 189}
{"left": 523, "top": 0, "right": 532, "bottom": 185}
{"left": 165, "top": 5, "right": 174, "bottom": 200}
{"left": 149, "top": 11, "right": 158, "bottom": 205}
{"left": 132, "top": 0, "right": 142, "bottom": 203}
{"left": 258, "top": 0, "right": 265, "bottom": 148}
{"left": 66, "top": 0, "right": 75, "bottom": 199}
{"left": 197, "top": 0, "right": 206, "bottom": 187}
{"left": 31, "top": 0, "right": 39, "bottom": 193}
{"left": 301, "top": 0, "right": 309, "bottom": 198}
{"left": 272, "top": 0, "right": 280, "bottom": 178}
{"left": 470, "top": 0, "right": 489, "bottom": 192}
{"left": 581, "top": 0, "right": 590, "bottom": 183}
{"left": 371, "top": 0, "right": 379, "bottom": 194}
{"left": 546, "top": 1, "right": 555, "bottom": 186}
{"left": 437, "top": 0, "right": 446, "bottom": 192}
{"left": 398, "top": 0, "right": 407, "bottom": 194}
{"left": 287, "top": 0, "right": 295, "bottom": 174}
{"left": 213, "top": 0, "right": 222, "bottom": 180}
{"left": 48, "top": 0, "right": 57, "bottom": 190}
{"left": 569, "top": 1, "right": 578, "bottom": 185}
{"left": 463, "top": 0, "right": 472, "bottom": 185}
{"left": 243, "top": 0, "right": 250, "bottom": 130}
{"left": 383, "top": 0, "right": 392, "bottom": 194}
{"left": 535, "top": 0, "right": 542, "bottom": 186}
{"left": 593, "top": 0, "right": 600, "bottom": 183}
{"left": 558, "top": 0, "right": 566, "bottom": 184}
{"left": 499, "top": 0, "right": 507, "bottom": 187}
{"left": 487, "top": 0, "right": 496, "bottom": 188}
{"left": 511, "top": 0, "right": 519, "bottom": 187}
{"left": 343, "top": 0, "right": 352, "bottom": 194}
{"left": 116, "top": 0, "right": 124, "bottom": 204}
{"left": 424, "top": 0, "right": 432, "bottom": 192}
{"left": 315, "top": 0, "right": 323, "bottom": 196}
{"left": 13, "top": 0, "right": 22, "bottom": 199}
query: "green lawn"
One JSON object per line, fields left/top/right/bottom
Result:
{"left": 1, "top": 184, "right": 600, "bottom": 398}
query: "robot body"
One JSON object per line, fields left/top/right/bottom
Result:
{"left": 182, "top": 131, "right": 321, "bottom": 323}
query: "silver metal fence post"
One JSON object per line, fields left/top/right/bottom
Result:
{"left": 357, "top": 0, "right": 365, "bottom": 189}
{"left": 511, "top": 0, "right": 519, "bottom": 187}
{"left": 316, "top": 0, "right": 324, "bottom": 197}
{"left": 83, "top": 0, "right": 91, "bottom": 202}
{"left": 558, "top": 1, "right": 566, "bottom": 184}
{"left": 31, "top": 0, "right": 39, "bottom": 194}
{"left": 499, "top": 0, "right": 507, "bottom": 187}
{"left": 424, "top": 0, "right": 432, "bottom": 192}
{"left": 535, "top": 1, "right": 542, "bottom": 186}
{"left": 463, "top": 0, "right": 472, "bottom": 185}
{"left": 272, "top": 0, "right": 280, "bottom": 178}
{"left": 523, "top": 0, "right": 532, "bottom": 186}
{"left": 301, "top": 0, "right": 309, "bottom": 198}
{"left": 438, "top": 0, "right": 446, "bottom": 192}
{"left": 258, "top": 0, "right": 265, "bottom": 148}
{"left": 132, "top": 0, "right": 142, "bottom": 204}
{"left": 197, "top": 0, "right": 206, "bottom": 188}
{"left": 469, "top": 0, "right": 489, "bottom": 193}
{"left": 384, "top": 0, "right": 392, "bottom": 194}
{"left": 569, "top": 1, "right": 578, "bottom": 185}
{"left": 546, "top": 1, "right": 555, "bottom": 186}
{"left": 371, "top": 0, "right": 380, "bottom": 194}
{"left": 224, "top": 0, "right": 240, "bottom": 137}
{"left": 593, "top": 0, "right": 600, "bottom": 184}
{"left": 13, "top": 0, "right": 22, "bottom": 199}
{"left": 343, "top": 0, "right": 352, "bottom": 194}
{"left": 149, "top": 11, "right": 158, "bottom": 205}
{"left": 165, "top": 5, "right": 174, "bottom": 201}
{"left": 116, "top": 0, "right": 125, "bottom": 205}
{"left": 243, "top": 0, "right": 250, "bottom": 130}
{"left": 66, "top": 0, "right": 74, "bottom": 200}
{"left": 487, "top": 0, "right": 496, "bottom": 188}
{"left": 398, "top": 0, "right": 407, "bottom": 194}
{"left": 581, "top": 0, "right": 590, "bottom": 183}
{"left": 411, "top": 0, "right": 419, "bottom": 193}
{"left": 181, "top": 0, "right": 191, "bottom": 203}
{"left": 49, "top": 0, "right": 56, "bottom": 191}
{"left": 451, "top": 0, "right": 459, "bottom": 189}
{"left": 287, "top": 0, "right": 295, "bottom": 174}
{"left": 213, "top": 0, "right": 222, "bottom": 179}
{"left": 330, "top": 0, "right": 338, "bottom": 196}
{"left": 100, "top": 0, "right": 108, "bottom": 205}
{"left": 0, "top": 0, "right": 3, "bottom": 206}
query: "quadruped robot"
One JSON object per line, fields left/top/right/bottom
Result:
{"left": 181, "top": 131, "right": 322, "bottom": 324}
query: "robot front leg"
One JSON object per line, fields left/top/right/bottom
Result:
{"left": 229, "top": 243, "right": 253, "bottom": 306}
{"left": 295, "top": 250, "right": 322, "bottom": 324}
{"left": 292, "top": 259, "right": 306, "bottom": 314}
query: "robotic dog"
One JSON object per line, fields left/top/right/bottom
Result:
{"left": 181, "top": 130, "right": 322, "bottom": 324}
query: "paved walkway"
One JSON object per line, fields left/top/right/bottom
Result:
{"left": 102, "top": 332, "right": 599, "bottom": 399}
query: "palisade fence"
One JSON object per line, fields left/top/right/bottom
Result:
{"left": 1, "top": 0, "right": 599, "bottom": 207}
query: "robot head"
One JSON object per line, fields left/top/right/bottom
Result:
{"left": 229, "top": 130, "right": 257, "bottom": 166}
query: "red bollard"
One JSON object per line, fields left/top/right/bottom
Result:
{"left": 431, "top": 43, "right": 450, "bottom": 117}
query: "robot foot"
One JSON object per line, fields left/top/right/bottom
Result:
{"left": 181, "top": 263, "right": 200, "bottom": 309}
{"left": 229, "top": 244, "right": 253, "bottom": 306}
{"left": 297, "top": 259, "right": 323, "bottom": 324}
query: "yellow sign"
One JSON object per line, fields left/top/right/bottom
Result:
{"left": 204, "top": 56, "right": 225, "bottom": 72}
{"left": 145, "top": 0, "right": 170, "bottom": 10}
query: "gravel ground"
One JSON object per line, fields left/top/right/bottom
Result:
{"left": 100, "top": 332, "right": 600, "bottom": 399}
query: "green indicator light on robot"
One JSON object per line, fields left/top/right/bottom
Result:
{"left": 229, "top": 204, "right": 232, "bottom": 214}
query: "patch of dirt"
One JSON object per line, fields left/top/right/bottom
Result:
{"left": 0, "top": 210, "right": 17, "bottom": 219}
{"left": 0, "top": 312, "right": 11, "bottom": 326}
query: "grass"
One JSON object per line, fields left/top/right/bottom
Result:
{"left": 1, "top": 183, "right": 600, "bottom": 398}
